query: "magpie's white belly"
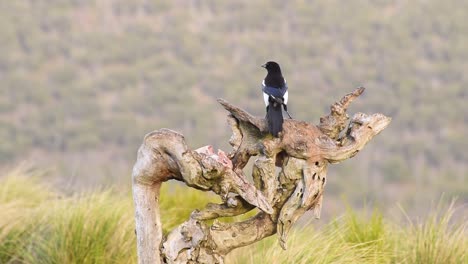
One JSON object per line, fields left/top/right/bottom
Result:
{"left": 263, "top": 91, "right": 289, "bottom": 106}
{"left": 263, "top": 92, "right": 269, "bottom": 106}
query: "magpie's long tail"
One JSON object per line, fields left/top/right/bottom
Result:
{"left": 266, "top": 101, "right": 284, "bottom": 137}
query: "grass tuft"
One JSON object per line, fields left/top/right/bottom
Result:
{"left": 398, "top": 202, "right": 467, "bottom": 264}
{"left": 23, "top": 191, "right": 136, "bottom": 264}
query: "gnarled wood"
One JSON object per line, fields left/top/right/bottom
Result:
{"left": 132, "top": 87, "right": 391, "bottom": 263}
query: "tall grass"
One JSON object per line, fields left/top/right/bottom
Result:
{"left": 227, "top": 209, "right": 391, "bottom": 264}
{"left": 227, "top": 205, "right": 467, "bottom": 264}
{"left": 0, "top": 168, "right": 53, "bottom": 263}
{"left": 396, "top": 203, "right": 468, "bottom": 264}
{"left": 0, "top": 167, "right": 54, "bottom": 206}
{"left": 22, "top": 192, "right": 136, "bottom": 264}
{"left": 0, "top": 169, "right": 216, "bottom": 263}
{"left": 0, "top": 169, "right": 466, "bottom": 263}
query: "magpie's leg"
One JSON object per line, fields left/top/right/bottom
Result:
{"left": 265, "top": 106, "right": 269, "bottom": 118}
{"left": 283, "top": 104, "right": 293, "bottom": 119}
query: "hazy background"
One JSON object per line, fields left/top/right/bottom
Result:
{"left": 0, "top": 0, "right": 466, "bottom": 217}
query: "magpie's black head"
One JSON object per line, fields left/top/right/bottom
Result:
{"left": 261, "top": 61, "right": 282, "bottom": 75}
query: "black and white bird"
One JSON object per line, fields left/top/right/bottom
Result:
{"left": 261, "top": 61, "right": 292, "bottom": 137}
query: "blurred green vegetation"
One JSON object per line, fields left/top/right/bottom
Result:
{"left": 0, "top": 0, "right": 467, "bottom": 212}
{"left": 0, "top": 169, "right": 466, "bottom": 263}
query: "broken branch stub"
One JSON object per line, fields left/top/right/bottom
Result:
{"left": 132, "top": 87, "right": 391, "bottom": 263}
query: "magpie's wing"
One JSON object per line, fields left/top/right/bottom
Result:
{"left": 262, "top": 84, "right": 288, "bottom": 98}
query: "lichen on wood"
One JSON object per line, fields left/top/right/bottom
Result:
{"left": 132, "top": 87, "right": 391, "bottom": 263}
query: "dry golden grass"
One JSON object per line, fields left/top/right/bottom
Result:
{"left": 0, "top": 168, "right": 466, "bottom": 264}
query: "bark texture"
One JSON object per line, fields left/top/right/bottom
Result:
{"left": 132, "top": 87, "right": 391, "bottom": 263}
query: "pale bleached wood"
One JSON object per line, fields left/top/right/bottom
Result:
{"left": 132, "top": 182, "right": 162, "bottom": 264}
{"left": 132, "top": 88, "right": 391, "bottom": 263}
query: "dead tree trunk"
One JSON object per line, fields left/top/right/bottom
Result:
{"left": 132, "top": 88, "right": 390, "bottom": 263}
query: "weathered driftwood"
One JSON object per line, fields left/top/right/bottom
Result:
{"left": 132, "top": 87, "right": 391, "bottom": 263}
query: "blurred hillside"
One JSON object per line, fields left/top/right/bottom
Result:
{"left": 0, "top": 0, "right": 467, "bottom": 213}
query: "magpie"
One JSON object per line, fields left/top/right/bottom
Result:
{"left": 261, "top": 61, "right": 292, "bottom": 137}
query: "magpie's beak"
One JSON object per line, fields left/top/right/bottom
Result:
{"left": 261, "top": 64, "right": 266, "bottom": 68}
